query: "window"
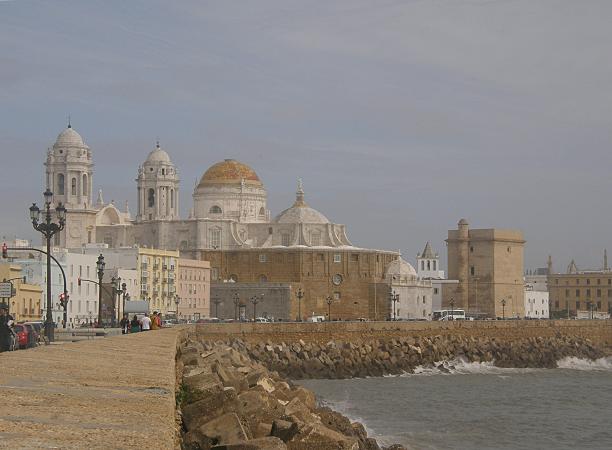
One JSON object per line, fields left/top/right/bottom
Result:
{"left": 71, "top": 177, "right": 77, "bottom": 196}
{"left": 576, "top": 289, "right": 580, "bottom": 297}
{"left": 433, "top": 261, "right": 437, "bottom": 270}
{"left": 576, "top": 301, "right": 580, "bottom": 309}
{"left": 281, "top": 234, "right": 290, "bottom": 247}
{"left": 259, "top": 254, "right": 267, "bottom": 263}
{"left": 351, "top": 254, "right": 359, "bottom": 262}
{"left": 586, "top": 289, "right": 591, "bottom": 297}
{"left": 470, "top": 246, "right": 474, "bottom": 253}
{"left": 576, "top": 279, "right": 580, "bottom": 285}
{"left": 587, "top": 279, "right": 591, "bottom": 285}
{"left": 211, "top": 268, "right": 219, "bottom": 281}
{"left": 82, "top": 174, "right": 88, "bottom": 196}
{"left": 555, "top": 301, "right": 559, "bottom": 308}
{"left": 433, "top": 288, "right": 439, "bottom": 294}
{"left": 210, "top": 228, "right": 221, "bottom": 248}
{"left": 259, "top": 275, "right": 268, "bottom": 282}
{"left": 597, "top": 301, "right": 602, "bottom": 309}
{"left": 597, "top": 289, "right": 601, "bottom": 298}
{"left": 209, "top": 205, "right": 222, "bottom": 214}
{"left": 598, "top": 279, "right": 601, "bottom": 285}
{"left": 421, "top": 261, "right": 425, "bottom": 270}
{"left": 427, "top": 261, "right": 431, "bottom": 270}
{"left": 333, "top": 292, "right": 341, "bottom": 300}
{"left": 565, "top": 289, "right": 569, "bottom": 297}
{"left": 58, "top": 174, "right": 65, "bottom": 195}
{"left": 334, "top": 254, "right": 341, "bottom": 263}
{"left": 161, "top": 168, "right": 165, "bottom": 175}
{"left": 148, "top": 189, "right": 155, "bottom": 207}
{"left": 311, "top": 232, "right": 321, "bottom": 246}
{"left": 507, "top": 246, "right": 511, "bottom": 253}
{"left": 170, "top": 189, "right": 174, "bottom": 208}
{"left": 259, "top": 207, "right": 265, "bottom": 216}
{"left": 470, "top": 266, "right": 475, "bottom": 276}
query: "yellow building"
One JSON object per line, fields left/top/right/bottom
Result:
{"left": 0, "top": 263, "right": 43, "bottom": 322}
{"left": 445, "top": 219, "right": 525, "bottom": 318}
{"left": 137, "top": 248, "right": 180, "bottom": 315}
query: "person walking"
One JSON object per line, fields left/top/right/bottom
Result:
{"left": 140, "top": 313, "right": 151, "bottom": 331}
{"left": 130, "top": 315, "right": 141, "bottom": 333}
{"left": 0, "top": 304, "right": 15, "bottom": 352}
{"left": 119, "top": 314, "right": 130, "bottom": 334}
{"left": 150, "top": 311, "right": 159, "bottom": 330}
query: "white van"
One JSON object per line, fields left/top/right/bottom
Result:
{"left": 307, "top": 315, "right": 326, "bottom": 323}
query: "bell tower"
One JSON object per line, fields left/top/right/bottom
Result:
{"left": 136, "top": 142, "right": 180, "bottom": 222}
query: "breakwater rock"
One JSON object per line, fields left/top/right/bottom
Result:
{"left": 178, "top": 337, "right": 402, "bottom": 450}
{"left": 233, "top": 334, "right": 606, "bottom": 379}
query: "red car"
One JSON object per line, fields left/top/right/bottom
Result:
{"left": 12, "top": 324, "right": 30, "bottom": 349}
{"left": 22, "top": 323, "right": 39, "bottom": 347}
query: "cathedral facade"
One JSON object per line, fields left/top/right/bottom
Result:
{"left": 46, "top": 124, "right": 431, "bottom": 320}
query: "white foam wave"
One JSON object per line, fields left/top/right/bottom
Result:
{"left": 557, "top": 356, "right": 612, "bottom": 371}
{"left": 403, "top": 358, "right": 538, "bottom": 377}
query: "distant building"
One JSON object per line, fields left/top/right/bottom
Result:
{"left": 524, "top": 284, "right": 549, "bottom": 319}
{"left": 445, "top": 219, "right": 525, "bottom": 318}
{"left": 210, "top": 282, "right": 292, "bottom": 321}
{"left": 416, "top": 242, "right": 458, "bottom": 312}
{"left": 386, "top": 258, "right": 433, "bottom": 320}
{"left": 0, "top": 263, "right": 43, "bottom": 322}
{"left": 547, "top": 252, "right": 612, "bottom": 318}
{"left": 177, "top": 258, "right": 210, "bottom": 321}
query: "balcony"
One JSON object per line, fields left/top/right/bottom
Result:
{"left": 141, "top": 263, "right": 148, "bottom": 270}
{"left": 162, "top": 264, "right": 168, "bottom": 271}
{"left": 153, "top": 264, "right": 159, "bottom": 271}
{"left": 141, "top": 271, "right": 148, "bottom": 278}
{"left": 162, "top": 279, "right": 167, "bottom": 284}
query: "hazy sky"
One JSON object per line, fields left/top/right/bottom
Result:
{"left": 1, "top": 0, "right": 612, "bottom": 272}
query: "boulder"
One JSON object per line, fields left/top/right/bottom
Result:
{"left": 271, "top": 419, "right": 300, "bottom": 442}
{"left": 182, "top": 388, "right": 239, "bottom": 430}
{"left": 287, "top": 423, "right": 359, "bottom": 450}
{"left": 197, "top": 413, "right": 248, "bottom": 446}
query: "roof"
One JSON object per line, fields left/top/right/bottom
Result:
{"left": 197, "top": 159, "right": 262, "bottom": 188}
{"left": 420, "top": 241, "right": 436, "bottom": 259}
{"left": 54, "top": 125, "right": 88, "bottom": 149}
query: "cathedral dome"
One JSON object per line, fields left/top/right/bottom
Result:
{"left": 386, "top": 257, "right": 417, "bottom": 278}
{"left": 198, "top": 159, "right": 262, "bottom": 188}
{"left": 145, "top": 143, "right": 171, "bottom": 164}
{"left": 274, "top": 180, "right": 330, "bottom": 224}
{"left": 54, "top": 125, "right": 87, "bottom": 149}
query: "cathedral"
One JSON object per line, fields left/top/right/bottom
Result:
{"left": 47, "top": 124, "right": 353, "bottom": 253}
{"left": 46, "top": 124, "right": 431, "bottom": 320}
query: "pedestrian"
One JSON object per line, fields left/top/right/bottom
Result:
{"left": 0, "top": 304, "right": 15, "bottom": 353}
{"left": 140, "top": 313, "right": 151, "bottom": 331}
{"left": 130, "top": 315, "right": 141, "bottom": 333}
{"left": 119, "top": 313, "right": 130, "bottom": 334}
{"left": 151, "top": 311, "right": 159, "bottom": 330}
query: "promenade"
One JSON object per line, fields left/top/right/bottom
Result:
{"left": 0, "top": 328, "right": 181, "bottom": 450}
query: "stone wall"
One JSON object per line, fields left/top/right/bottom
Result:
{"left": 195, "top": 319, "right": 612, "bottom": 348}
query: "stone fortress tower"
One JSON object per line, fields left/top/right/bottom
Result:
{"left": 44, "top": 123, "right": 97, "bottom": 247}
{"left": 446, "top": 219, "right": 525, "bottom": 318}
{"left": 136, "top": 142, "right": 180, "bottom": 222}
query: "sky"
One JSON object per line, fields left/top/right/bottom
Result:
{"left": 1, "top": 0, "right": 612, "bottom": 272}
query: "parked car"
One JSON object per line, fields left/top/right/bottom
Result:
{"left": 22, "top": 323, "right": 38, "bottom": 347}
{"left": 25, "top": 321, "right": 43, "bottom": 339}
{"left": 12, "top": 324, "right": 30, "bottom": 349}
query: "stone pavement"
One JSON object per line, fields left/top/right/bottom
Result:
{"left": 0, "top": 328, "right": 182, "bottom": 450}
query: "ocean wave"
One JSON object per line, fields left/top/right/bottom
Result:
{"left": 404, "top": 358, "right": 538, "bottom": 376}
{"left": 557, "top": 356, "right": 612, "bottom": 371}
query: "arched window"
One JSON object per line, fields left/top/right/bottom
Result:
{"left": 210, "top": 228, "right": 221, "bottom": 248}
{"left": 433, "top": 260, "right": 437, "bottom": 270}
{"left": 281, "top": 234, "right": 290, "bottom": 247}
{"left": 170, "top": 189, "right": 174, "bottom": 208}
{"left": 57, "top": 174, "right": 65, "bottom": 195}
{"left": 210, "top": 205, "right": 222, "bottom": 214}
{"left": 427, "top": 260, "right": 431, "bottom": 270}
{"left": 259, "top": 207, "right": 265, "bottom": 216}
{"left": 148, "top": 189, "right": 155, "bottom": 207}
{"left": 82, "top": 174, "right": 88, "bottom": 196}
{"left": 71, "top": 177, "right": 77, "bottom": 196}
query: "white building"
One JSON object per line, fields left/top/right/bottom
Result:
{"left": 415, "top": 242, "right": 458, "bottom": 312}
{"left": 386, "top": 258, "right": 433, "bottom": 320}
{"left": 524, "top": 284, "right": 549, "bottom": 319}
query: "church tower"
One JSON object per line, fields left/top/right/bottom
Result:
{"left": 44, "top": 122, "right": 97, "bottom": 247}
{"left": 416, "top": 242, "right": 444, "bottom": 278}
{"left": 136, "top": 142, "right": 179, "bottom": 222}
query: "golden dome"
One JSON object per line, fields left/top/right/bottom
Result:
{"left": 197, "top": 159, "right": 263, "bottom": 188}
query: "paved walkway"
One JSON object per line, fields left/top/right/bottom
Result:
{"left": 0, "top": 328, "right": 182, "bottom": 450}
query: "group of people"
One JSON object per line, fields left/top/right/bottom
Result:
{"left": 119, "top": 311, "right": 163, "bottom": 334}
{"left": 0, "top": 304, "right": 15, "bottom": 352}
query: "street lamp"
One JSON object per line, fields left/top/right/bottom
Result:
{"left": 212, "top": 296, "right": 222, "bottom": 319}
{"left": 251, "top": 294, "right": 262, "bottom": 321}
{"left": 296, "top": 287, "right": 303, "bottom": 322}
{"left": 501, "top": 298, "right": 507, "bottom": 320}
{"left": 29, "top": 189, "right": 66, "bottom": 342}
{"left": 175, "top": 295, "right": 181, "bottom": 320}
{"left": 232, "top": 292, "right": 240, "bottom": 320}
{"left": 326, "top": 295, "right": 333, "bottom": 321}
{"left": 96, "top": 254, "right": 105, "bottom": 327}
{"left": 121, "top": 282, "right": 128, "bottom": 320}
{"left": 449, "top": 297, "right": 455, "bottom": 321}
{"left": 110, "top": 276, "right": 122, "bottom": 327}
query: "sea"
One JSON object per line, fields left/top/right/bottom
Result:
{"left": 299, "top": 357, "right": 612, "bottom": 450}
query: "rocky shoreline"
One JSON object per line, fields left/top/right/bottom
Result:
{"left": 178, "top": 333, "right": 609, "bottom": 449}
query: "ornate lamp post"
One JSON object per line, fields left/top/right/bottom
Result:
{"left": 326, "top": 295, "right": 333, "bottom": 321}
{"left": 392, "top": 291, "right": 400, "bottom": 321}
{"left": 29, "top": 189, "right": 66, "bottom": 342}
{"left": 110, "top": 276, "right": 122, "bottom": 327}
{"left": 250, "top": 294, "right": 262, "bottom": 321}
{"left": 96, "top": 254, "right": 105, "bottom": 326}
{"left": 501, "top": 298, "right": 507, "bottom": 320}
{"left": 232, "top": 292, "right": 240, "bottom": 320}
{"left": 174, "top": 295, "right": 181, "bottom": 320}
{"left": 121, "top": 282, "right": 129, "bottom": 320}
{"left": 449, "top": 297, "right": 455, "bottom": 321}
{"left": 296, "top": 288, "right": 303, "bottom": 322}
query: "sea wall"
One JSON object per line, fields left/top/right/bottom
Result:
{"left": 195, "top": 319, "right": 612, "bottom": 347}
